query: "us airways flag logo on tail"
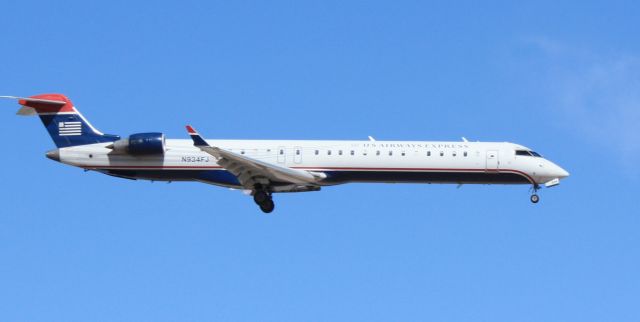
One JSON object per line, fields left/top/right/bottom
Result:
{"left": 1, "top": 93, "right": 120, "bottom": 147}
{"left": 58, "top": 121, "right": 82, "bottom": 136}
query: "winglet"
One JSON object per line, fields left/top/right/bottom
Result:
{"left": 185, "top": 125, "right": 209, "bottom": 147}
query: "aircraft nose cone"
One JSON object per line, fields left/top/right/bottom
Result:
{"left": 46, "top": 149, "right": 60, "bottom": 161}
{"left": 553, "top": 164, "right": 569, "bottom": 179}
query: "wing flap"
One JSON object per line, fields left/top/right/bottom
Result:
{"left": 199, "top": 145, "right": 317, "bottom": 184}
{"left": 186, "top": 125, "right": 323, "bottom": 188}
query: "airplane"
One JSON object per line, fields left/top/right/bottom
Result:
{"left": 2, "top": 93, "right": 569, "bottom": 213}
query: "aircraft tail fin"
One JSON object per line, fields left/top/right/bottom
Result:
{"left": 2, "top": 94, "right": 120, "bottom": 148}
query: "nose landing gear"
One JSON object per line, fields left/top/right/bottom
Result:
{"left": 530, "top": 184, "right": 540, "bottom": 204}
{"left": 253, "top": 187, "right": 275, "bottom": 213}
{"left": 530, "top": 194, "right": 540, "bottom": 203}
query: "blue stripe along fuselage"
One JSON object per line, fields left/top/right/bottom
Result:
{"left": 97, "top": 168, "right": 531, "bottom": 187}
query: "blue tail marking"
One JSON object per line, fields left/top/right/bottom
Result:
{"left": 39, "top": 113, "right": 119, "bottom": 148}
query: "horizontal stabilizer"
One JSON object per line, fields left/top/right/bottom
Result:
{"left": 2, "top": 96, "right": 64, "bottom": 116}
{"left": 0, "top": 96, "right": 67, "bottom": 107}
{"left": 1, "top": 94, "right": 72, "bottom": 115}
{"left": 1, "top": 95, "right": 66, "bottom": 106}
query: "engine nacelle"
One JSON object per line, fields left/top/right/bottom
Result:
{"left": 111, "top": 132, "right": 166, "bottom": 155}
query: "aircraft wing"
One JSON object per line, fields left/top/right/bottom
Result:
{"left": 186, "top": 125, "right": 325, "bottom": 189}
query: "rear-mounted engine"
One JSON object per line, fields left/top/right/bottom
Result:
{"left": 109, "top": 132, "right": 165, "bottom": 155}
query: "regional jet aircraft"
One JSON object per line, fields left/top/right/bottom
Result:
{"left": 2, "top": 94, "right": 569, "bottom": 213}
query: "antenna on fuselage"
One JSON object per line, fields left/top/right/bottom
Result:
{"left": 368, "top": 136, "right": 376, "bottom": 142}
{"left": 462, "top": 137, "right": 469, "bottom": 142}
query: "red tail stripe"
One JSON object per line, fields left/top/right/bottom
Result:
{"left": 20, "top": 94, "right": 75, "bottom": 113}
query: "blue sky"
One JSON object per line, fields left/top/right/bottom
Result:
{"left": 1, "top": 1, "right": 639, "bottom": 321}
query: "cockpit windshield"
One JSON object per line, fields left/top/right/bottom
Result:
{"left": 516, "top": 150, "right": 542, "bottom": 157}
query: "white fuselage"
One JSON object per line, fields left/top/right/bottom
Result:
{"left": 53, "top": 139, "right": 569, "bottom": 188}
{"left": 6, "top": 93, "right": 569, "bottom": 211}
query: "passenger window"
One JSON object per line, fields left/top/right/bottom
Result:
{"left": 452, "top": 151, "right": 457, "bottom": 157}
{"left": 464, "top": 151, "right": 468, "bottom": 157}
{"left": 427, "top": 151, "right": 431, "bottom": 156}
{"left": 338, "top": 150, "right": 343, "bottom": 155}
{"left": 327, "top": 150, "right": 332, "bottom": 155}
{"left": 439, "top": 151, "right": 444, "bottom": 156}
{"left": 401, "top": 151, "right": 406, "bottom": 156}
{"left": 363, "top": 150, "right": 368, "bottom": 156}
{"left": 279, "top": 149, "right": 284, "bottom": 155}
{"left": 241, "top": 150, "right": 245, "bottom": 155}
{"left": 376, "top": 150, "right": 380, "bottom": 156}
{"left": 389, "top": 151, "right": 393, "bottom": 156}
{"left": 350, "top": 150, "right": 355, "bottom": 156}
{"left": 315, "top": 150, "right": 319, "bottom": 155}
{"left": 296, "top": 149, "right": 300, "bottom": 155}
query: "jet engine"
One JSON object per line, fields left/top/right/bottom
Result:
{"left": 109, "top": 132, "right": 166, "bottom": 155}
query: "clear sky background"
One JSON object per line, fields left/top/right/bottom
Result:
{"left": 1, "top": 1, "right": 638, "bottom": 321}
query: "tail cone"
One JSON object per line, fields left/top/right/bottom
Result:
{"left": 46, "top": 149, "right": 60, "bottom": 161}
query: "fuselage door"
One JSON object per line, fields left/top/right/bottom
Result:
{"left": 486, "top": 150, "right": 499, "bottom": 171}
{"left": 277, "top": 146, "right": 286, "bottom": 164}
{"left": 294, "top": 146, "right": 302, "bottom": 164}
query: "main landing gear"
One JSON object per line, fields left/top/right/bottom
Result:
{"left": 530, "top": 184, "right": 540, "bottom": 204}
{"left": 253, "top": 187, "right": 275, "bottom": 213}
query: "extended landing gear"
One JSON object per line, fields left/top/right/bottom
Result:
{"left": 530, "top": 194, "right": 540, "bottom": 203}
{"left": 253, "top": 188, "right": 275, "bottom": 213}
{"left": 259, "top": 199, "right": 275, "bottom": 213}
{"left": 530, "top": 184, "right": 540, "bottom": 204}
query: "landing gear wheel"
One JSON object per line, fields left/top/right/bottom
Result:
{"left": 530, "top": 194, "right": 540, "bottom": 204}
{"left": 259, "top": 199, "right": 275, "bottom": 213}
{"left": 253, "top": 190, "right": 269, "bottom": 204}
